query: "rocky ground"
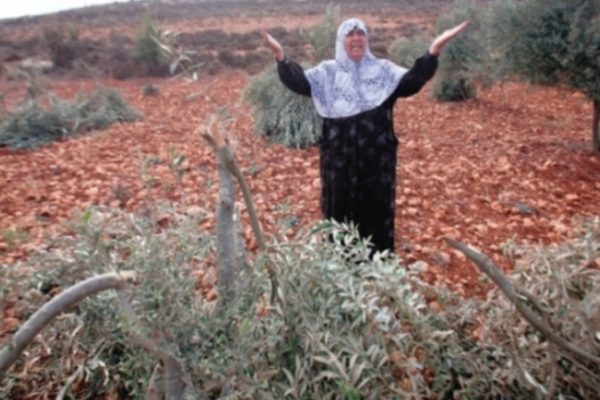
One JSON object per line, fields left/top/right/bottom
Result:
{"left": 1, "top": 70, "right": 598, "bottom": 300}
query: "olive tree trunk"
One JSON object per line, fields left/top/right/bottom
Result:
{"left": 199, "top": 117, "right": 278, "bottom": 304}
{"left": 593, "top": 99, "right": 599, "bottom": 153}
{"left": 216, "top": 145, "right": 237, "bottom": 305}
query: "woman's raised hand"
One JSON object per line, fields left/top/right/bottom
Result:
{"left": 429, "top": 21, "right": 470, "bottom": 56}
{"left": 260, "top": 28, "right": 285, "bottom": 62}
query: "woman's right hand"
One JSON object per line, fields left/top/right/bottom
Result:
{"left": 260, "top": 29, "right": 285, "bottom": 62}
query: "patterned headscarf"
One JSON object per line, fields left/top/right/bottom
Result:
{"left": 305, "top": 18, "right": 408, "bottom": 119}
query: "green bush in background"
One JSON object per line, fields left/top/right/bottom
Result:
{"left": 43, "top": 25, "right": 81, "bottom": 70}
{"left": 433, "top": 0, "right": 482, "bottom": 102}
{"left": 133, "top": 13, "right": 167, "bottom": 76}
{"left": 302, "top": 4, "right": 340, "bottom": 61}
{"left": 389, "top": 33, "right": 430, "bottom": 69}
{"left": 486, "top": 0, "right": 600, "bottom": 151}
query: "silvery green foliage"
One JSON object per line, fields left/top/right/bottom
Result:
{"left": 3, "top": 206, "right": 600, "bottom": 398}
{"left": 303, "top": 4, "right": 340, "bottom": 62}
{"left": 0, "top": 208, "right": 460, "bottom": 398}
{"left": 244, "top": 64, "right": 321, "bottom": 149}
{"left": 0, "top": 87, "right": 141, "bottom": 149}
{"left": 475, "top": 217, "right": 600, "bottom": 398}
{"left": 389, "top": 34, "right": 430, "bottom": 69}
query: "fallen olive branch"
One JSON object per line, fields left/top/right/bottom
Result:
{"left": 0, "top": 271, "right": 137, "bottom": 381}
{"left": 445, "top": 238, "right": 600, "bottom": 366}
{"left": 116, "top": 287, "right": 191, "bottom": 400}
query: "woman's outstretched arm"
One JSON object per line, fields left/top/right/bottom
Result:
{"left": 394, "top": 21, "right": 469, "bottom": 98}
{"left": 429, "top": 21, "right": 469, "bottom": 56}
{"left": 260, "top": 28, "right": 311, "bottom": 96}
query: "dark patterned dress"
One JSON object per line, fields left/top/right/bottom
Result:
{"left": 277, "top": 53, "right": 438, "bottom": 253}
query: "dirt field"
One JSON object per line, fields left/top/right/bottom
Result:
{"left": 1, "top": 0, "right": 599, "bottom": 301}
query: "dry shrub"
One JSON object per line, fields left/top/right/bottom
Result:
{"left": 217, "top": 49, "right": 247, "bottom": 69}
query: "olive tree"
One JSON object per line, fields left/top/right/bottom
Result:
{"left": 489, "top": 0, "right": 600, "bottom": 152}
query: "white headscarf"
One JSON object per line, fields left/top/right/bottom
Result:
{"left": 305, "top": 18, "right": 407, "bottom": 119}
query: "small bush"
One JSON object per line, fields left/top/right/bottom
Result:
{"left": 303, "top": 4, "right": 340, "bottom": 62}
{"left": 217, "top": 49, "right": 246, "bottom": 69}
{"left": 433, "top": 0, "right": 482, "bottom": 102}
{"left": 43, "top": 26, "right": 81, "bottom": 70}
{"left": 141, "top": 83, "right": 160, "bottom": 96}
{"left": 133, "top": 13, "right": 167, "bottom": 76}
{"left": 0, "top": 87, "right": 141, "bottom": 149}
{"left": 435, "top": 77, "right": 476, "bottom": 102}
{"left": 244, "top": 64, "right": 321, "bottom": 148}
{"left": 244, "top": 5, "right": 344, "bottom": 148}
{"left": 232, "top": 31, "right": 262, "bottom": 51}
{"left": 389, "top": 34, "right": 430, "bottom": 68}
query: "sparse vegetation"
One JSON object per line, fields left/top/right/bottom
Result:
{"left": 141, "top": 83, "right": 160, "bottom": 97}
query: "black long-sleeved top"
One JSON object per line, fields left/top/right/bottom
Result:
{"left": 277, "top": 53, "right": 438, "bottom": 253}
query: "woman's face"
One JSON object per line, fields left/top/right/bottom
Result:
{"left": 344, "top": 28, "right": 367, "bottom": 62}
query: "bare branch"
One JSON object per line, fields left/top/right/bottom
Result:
{"left": 444, "top": 238, "right": 600, "bottom": 366}
{"left": 116, "top": 287, "right": 186, "bottom": 399}
{"left": 0, "top": 271, "right": 137, "bottom": 380}
{"left": 56, "top": 363, "right": 85, "bottom": 400}
{"left": 146, "top": 363, "right": 165, "bottom": 400}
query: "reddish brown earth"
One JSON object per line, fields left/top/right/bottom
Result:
{"left": 1, "top": 70, "right": 599, "bottom": 301}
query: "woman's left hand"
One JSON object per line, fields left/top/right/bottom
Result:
{"left": 429, "top": 21, "right": 470, "bottom": 56}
